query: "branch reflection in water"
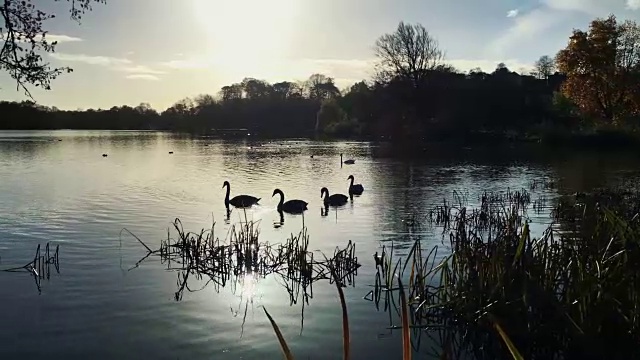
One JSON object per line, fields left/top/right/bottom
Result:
{"left": 124, "top": 211, "right": 361, "bottom": 336}
{"left": 1, "top": 242, "right": 61, "bottom": 294}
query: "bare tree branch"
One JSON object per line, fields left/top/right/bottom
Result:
{"left": 374, "top": 22, "right": 444, "bottom": 87}
{"left": 0, "top": 0, "right": 104, "bottom": 98}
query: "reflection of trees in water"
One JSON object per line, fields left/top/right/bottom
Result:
{"left": 0, "top": 138, "right": 58, "bottom": 161}
{"left": 127, "top": 218, "right": 360, "bottom": 334}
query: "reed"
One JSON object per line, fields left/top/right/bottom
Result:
{"left": 2, "top": 242, "right": 60, "bottom": 293}
{"left": 370, "top": 188, "right": 640, "bottom": 359}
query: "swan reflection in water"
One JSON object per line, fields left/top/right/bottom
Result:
{"left": 273, "top": 210, "right": 285, "bottom": 228}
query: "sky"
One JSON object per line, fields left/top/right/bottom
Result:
{"left": 1, "top": 0, "right": 639, "bottom": 110}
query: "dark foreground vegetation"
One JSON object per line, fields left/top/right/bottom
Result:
{"left": 354, "top": 186, "right": 640, "bottom": 359}
{"left": 3, "top": 8, "right": 640, "bottom": 147}
{"left": 122, "top": 183, "right": 640, "bottom": 359}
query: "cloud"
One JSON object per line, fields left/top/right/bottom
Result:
{"left": 50, "top": 52, "right": 166, "bottom": 80}
{"left": 488, "top": 8, "right": 567, "bottom": 57}
{"left": 628, "top": 0, "right": 640, "bottom": 9}
{"left": 50, "top": 53, "right": 132, "bottom": 66}
{"left": 126, "top": 74, "right": 161, "bottom": 81}
{"left": 160, "top": 58, "right": 210, "bottom": 69}
{"left": 119, "top": 65, "right": 166, "bottom": 75}
{"left": 541, "top": 0, "right": 611, "bottom": 14}
{"left": 45, "top": 34, "right": 83, "bottom": 43}
{"left": 507, "top": 9, "right": 519, "bottom": 17}
{"left": 1, "top": 33, "right": 82, "bottom": 43}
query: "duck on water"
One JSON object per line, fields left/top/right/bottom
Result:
{"left": 222, "top": 181, "right": 260, "bottom": 209}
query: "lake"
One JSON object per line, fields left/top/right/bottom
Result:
{"left": 1, "top": 130, "right": 639, "bottom": 359}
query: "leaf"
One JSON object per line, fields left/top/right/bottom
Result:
{"left": 328, "top": 263, "right": 350, "bottom": 360}
{"left": 262, "top": 307, "right": 295, "bottom": 360}
{"left": 397, "top": 276, "right": 412, "bottom": 360}
{"left": 488, "top": 314, "right": 524, "bottom": 360}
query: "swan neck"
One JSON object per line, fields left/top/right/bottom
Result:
{"left": 278, "top": 191, "right": 284, "bottom": 207}
{"left": 349, "top": 177, "right": 354, "bottom": 187}
{"left": 225, "top": 184, "right": 230, "bottom": 205}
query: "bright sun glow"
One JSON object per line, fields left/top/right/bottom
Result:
{"left": 193, "top": 0, "right": 297, "bottom": 77}
{"left": 238, "top": 272, "right": 258, "bottom": 299}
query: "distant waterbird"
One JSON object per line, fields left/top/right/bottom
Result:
{"left": 272, "top": 189, "right": 308, "bottom": 214}
{"left": 347, "top": 175, "right": 364, "bottom": 195}
{"left": 222, "top": 181, "right": 260, "bottom": 209}
{"left": 321, "top": 187, "right": 349, "bottom": 207}
{"left": 168, "top": 151, "right": 174, "bottom": 154}
{"left": 102, "top": 154, "right": 108, "bottom": 157}
{"left": 341, "top": 153, "right": 355, "bottom": 165}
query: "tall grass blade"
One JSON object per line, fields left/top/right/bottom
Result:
{"left": 489, "top": 314, "right": 524, "bottom": 360}
{"left": 262, "top": 306, "right": 295, "bottom": 360}
{"left": 397, "top": 276, "right": 412, "bottom": 360}
{"left": 328, "top": 263, "right": 350, "bottom": 360}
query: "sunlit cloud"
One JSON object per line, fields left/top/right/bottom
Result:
{"left": 507, "top": 9, "right": 519, "bottom": 17}
{"left": 628, "top": 0, "right": 640, "bottom": 10}
{"left": 1, "top": 33, "right": 82, "bottom": 43}
{"left": 44, "top": 34, "right": 83, "bottom": 43}
{"left": 119, "top": 65, "right": 166, "bottom": 75}
{"left": 126, "top": 74, "right": 161, "bottom": 81}
{"left": 50, "top": 53, "right": 131, "bottom": 66}
{"left": 159, "top": 58, "right": 210, "bottom": 70}
{"left": 50, "top": 53, "right": 166, "bottom": 80}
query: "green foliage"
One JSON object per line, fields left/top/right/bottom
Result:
{"left": 315, "top": 99, "right": 361, "bottom": 138}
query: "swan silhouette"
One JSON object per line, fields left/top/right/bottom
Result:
{"left": 321, "top": 187, "right": 349, "bottom": 207}
{"left": 272, "top": 189, "right": 308, "bottom": 214}
{"left": 347, "top": 175, "right": 364, "bottom": 195}
{"left": 340, "top": 153, "right": 355, "bottom": 165}
{"left": 222, "top": 181, "right": 260, "bottom": 209}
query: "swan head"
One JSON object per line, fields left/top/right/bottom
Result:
{"left": 320, "top": 187, "right": 329, "bottom": 198}
{"left": 222, "top": 180, "right": 230, "bottom": 189}
{"left": 272, "top": 188, "right": 283, "bottom": 197}
{"left": 347, "top": 175, "right": 354, "bottom": 182}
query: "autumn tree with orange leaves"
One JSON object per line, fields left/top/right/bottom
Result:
{"left": 556, "top": 15, "right": 640, "bottom": 126}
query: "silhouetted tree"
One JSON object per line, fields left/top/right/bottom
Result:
{"left": 374, "top": 21, "right": 445, "bottom": 86}
{"left": 241, "top": 78, "right": 273, "bottom": 99}
{"left": 306, "top": 74, "right": 340, "bottom": 100}
{"left": 534, "top": 55, "right": 556, "bottom": 80}
{"left": 0, "top": 0, "right": 104, "bottom": 95}
{"left": 219, "top": 84, "right": 243, "bottom": 102}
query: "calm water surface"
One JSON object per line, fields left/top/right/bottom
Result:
{"left": 1, "top": 130, "right": 639, "bottom": 359}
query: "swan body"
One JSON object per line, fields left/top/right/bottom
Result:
{"left": 222, "top": 181, "right": 260, "bottom": 209}
{"left": 321, "top": 187, "right": 349, "bottom": 207}
{"left": 340, "top": 153, "right": 355, "bottom": 165}
{"left": 272, "top": 189, "right": 308, "bottom": 214}
{"left": 347, "top": 175, "right": 364, "bottom": 195}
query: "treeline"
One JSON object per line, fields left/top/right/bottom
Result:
{"left": 1, "top": 15, "right": 639, "bottom": 145}
{"left": 0, "top": 69, "right": 567, "bottom": 140}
